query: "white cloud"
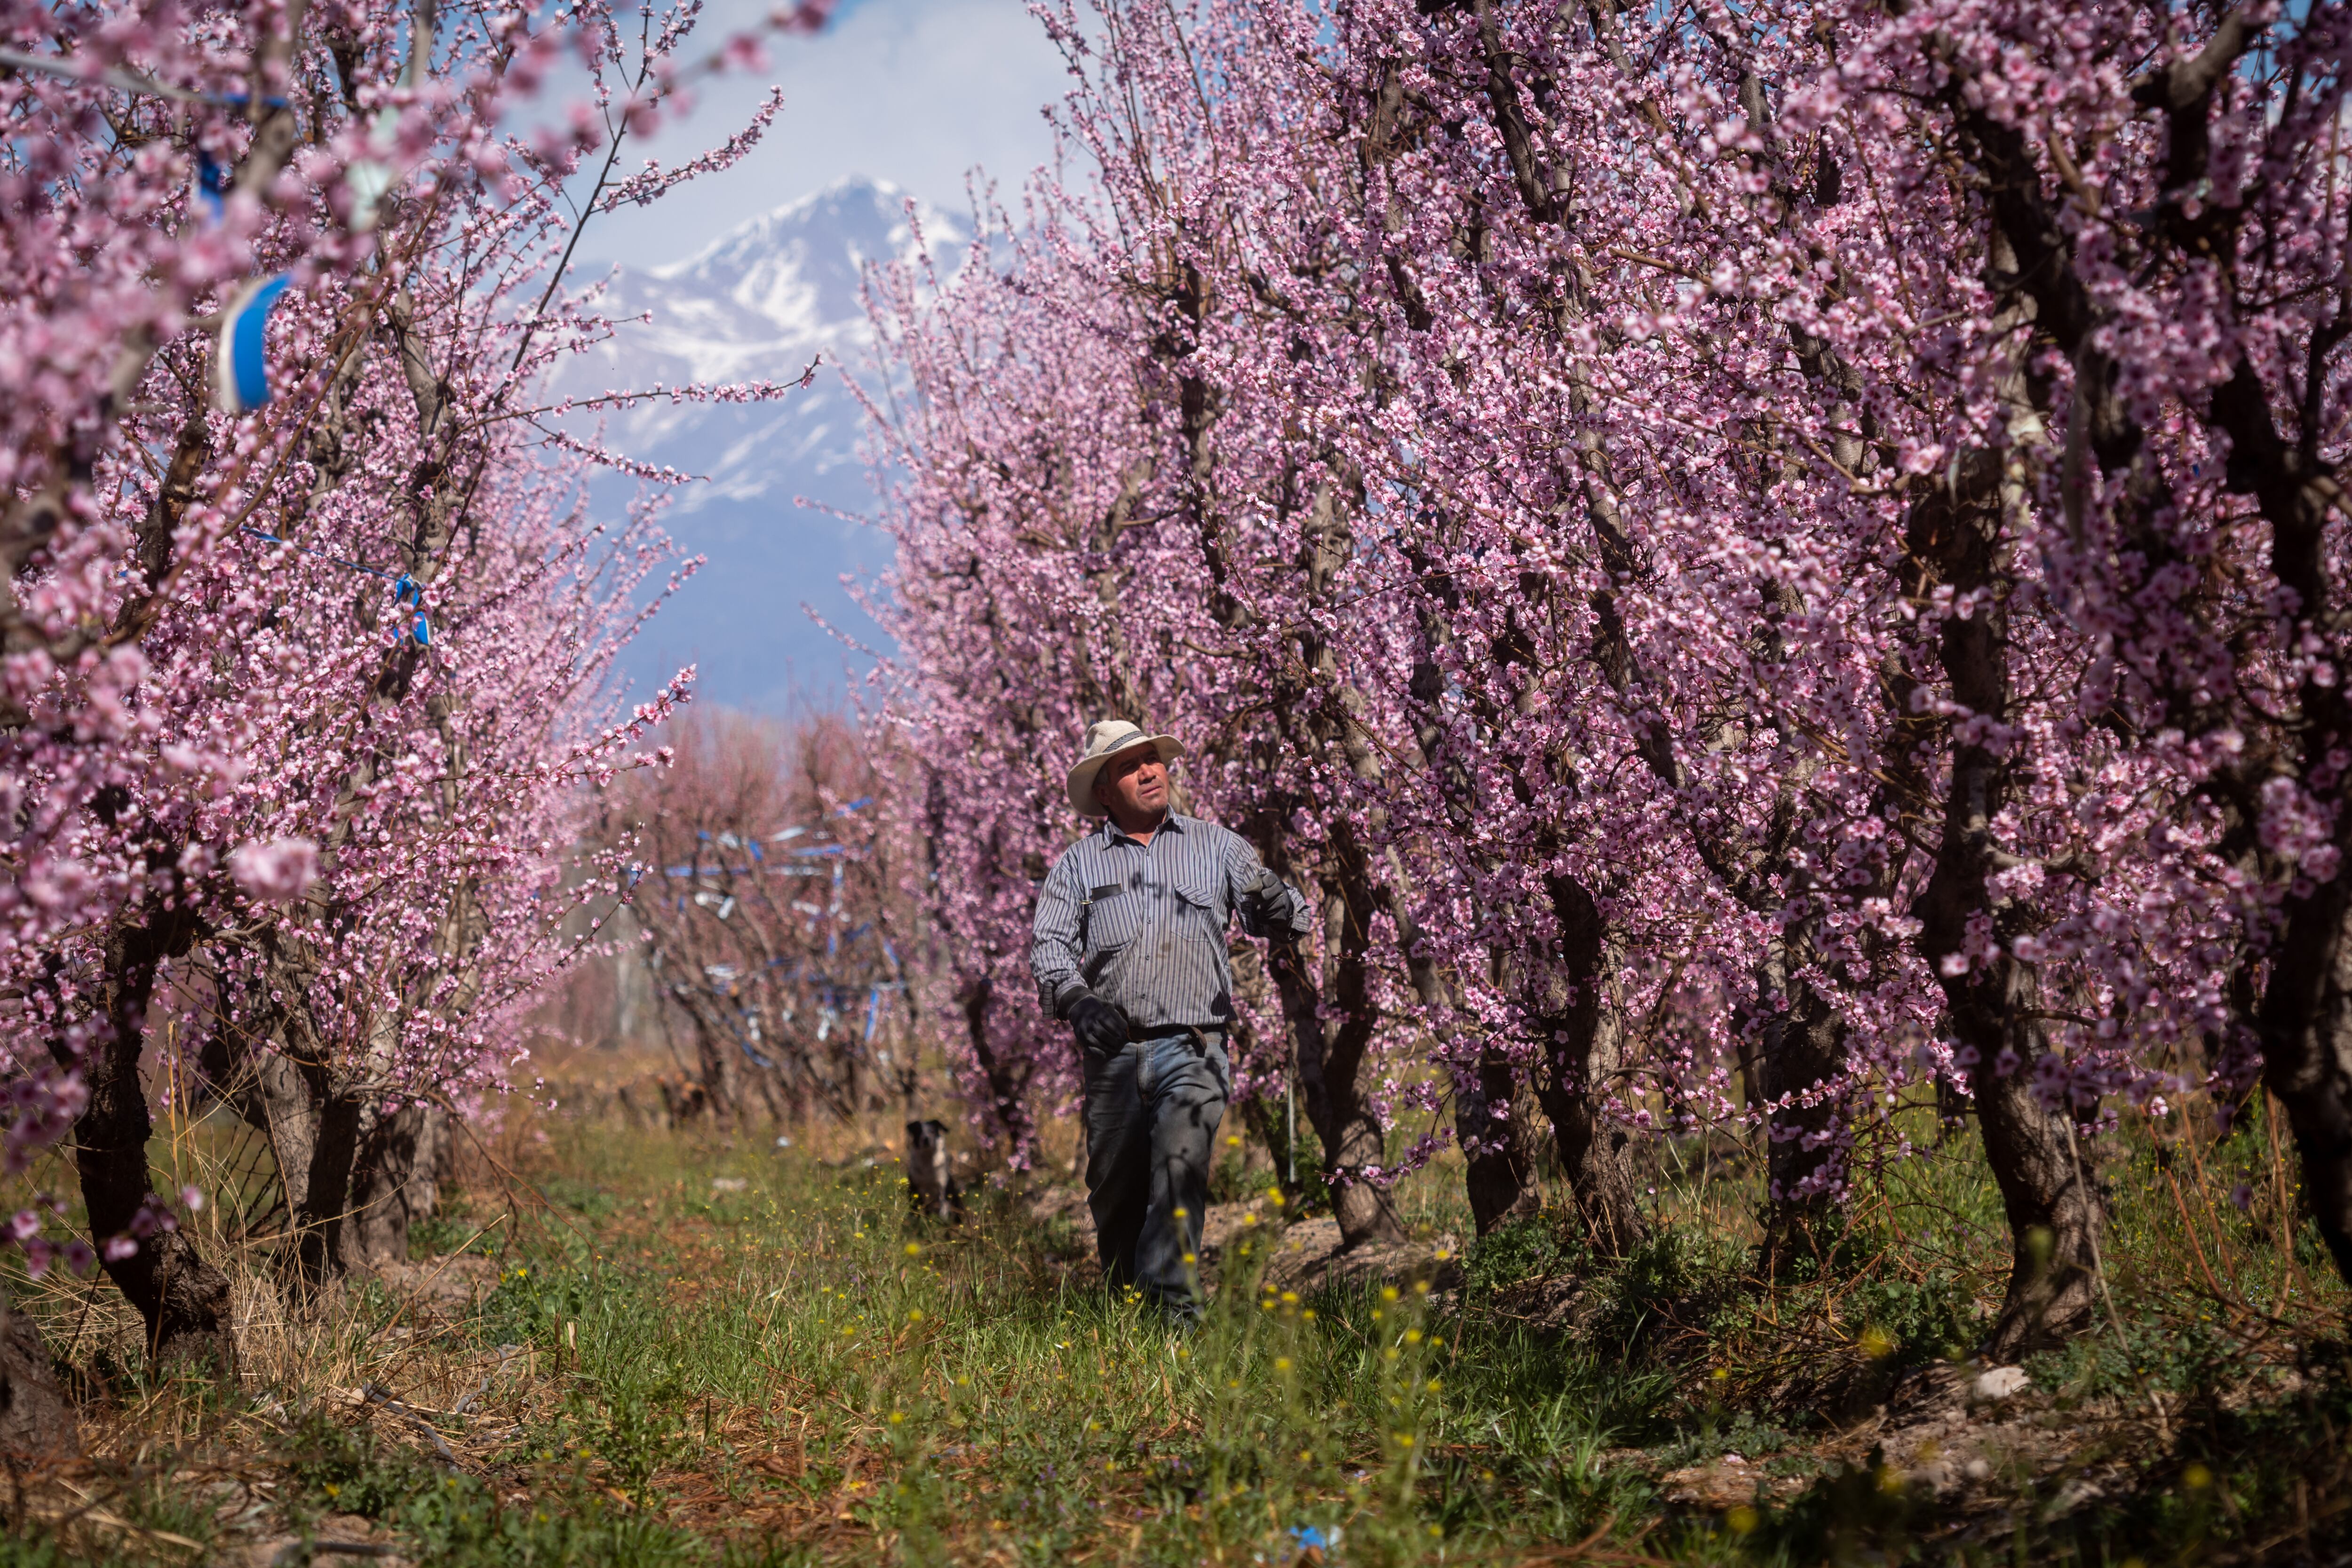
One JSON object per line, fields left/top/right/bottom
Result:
{"left": 575, "top": 0, "right": 1072, "bottom": 269}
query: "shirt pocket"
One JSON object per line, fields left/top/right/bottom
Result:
{"left": 1084, "top": 886, "right": 1144, "bottom": 956}
{"left": 1171, "top": 868, "right": 1224, "bottom": 926}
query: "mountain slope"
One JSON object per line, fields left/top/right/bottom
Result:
{"left": 555, "top": 177, "right": 964, "bottom": 709}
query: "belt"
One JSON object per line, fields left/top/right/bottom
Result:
{"left": 1127, "top": 1021, "right": 1224, "bottom": 1044}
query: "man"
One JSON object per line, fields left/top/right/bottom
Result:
{"left": 1030, "top": 718, "right": 1312, "bottom": 1321}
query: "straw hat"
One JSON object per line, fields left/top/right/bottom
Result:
{"left": 1065, "top": 718, "right": 1185, "bottom": 815}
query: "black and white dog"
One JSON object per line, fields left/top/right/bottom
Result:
{"left": 905, "top": 1118, "right": 963, "bottom": 1222}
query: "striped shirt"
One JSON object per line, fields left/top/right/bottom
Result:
{"left": 1031, "top": 812, "right": 1313, "bottom": 1033}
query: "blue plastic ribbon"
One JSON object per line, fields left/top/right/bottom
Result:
{"left": 194, "top": 148, "right": 229, "bottom": 224}
{"left": 392, "top": 573, "right": 431, "bottom": 646}
{"left": 214, "top": 273, "right": 292, "bottom": 414}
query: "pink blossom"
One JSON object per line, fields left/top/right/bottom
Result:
{"left": 230, "top": 838, "right": 319, "bottom": 903}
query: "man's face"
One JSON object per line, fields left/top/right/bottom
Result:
{"left": 1094, "top": 745, "right": 1169, "bottom": 821}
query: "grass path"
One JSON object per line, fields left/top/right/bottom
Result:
{"left": 4, "top": 1106, "right": 2347, "bottom": 1565}
{"left": 398, "top": 1122, "right": 1668, "bottom": 1566}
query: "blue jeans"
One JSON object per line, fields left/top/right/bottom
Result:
{"left": 1082, "top": 1028, "right": 1230, "bottom": 1317}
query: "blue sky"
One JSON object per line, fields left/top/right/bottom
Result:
{"left": 575, "top": 0, "right": 1070, "bottom": 268}
{"left": 545, "top": 0, "right": 1075, "bottom": 712}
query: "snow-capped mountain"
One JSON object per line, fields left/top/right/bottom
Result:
{"left": 556, "top": 177, "right": 967, "bottom": 710}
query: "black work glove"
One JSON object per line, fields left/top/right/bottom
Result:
{"left": 1241, "top": 867, "right": 1289, "bottom": 926}
{"left": 1067, "top": 992, "right": 1128, "bottom": 1055}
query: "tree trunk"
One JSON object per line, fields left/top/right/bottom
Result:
{"left": 1907, "top": 451, "right": 2104, "bottom": 1357}
{"left": 1969, "top": 1046, "right": 2104, "bottom": 1360}
{"left": 1526, "top": 872, "right": 1647, "bottom": 1256}
{"left": 2212, "top": 297, "right": 2352, "bottom": 1297}
{"left": 0, "top": 1283, "right": 76, "bottom": 1459}
{"left": 2251, "top": 874, "right": 2352, "bottom": 1288}
{"left": 1451, "top": 0, "right": 1867, "bottom": 1273}
{"left": 1381, "top": 841, "right": 1542, "bottom": 1236}
{"left": 1273, "top": 947, "right": 1401, "bottom": 1244}
{"left": 750, "top": 1065, "right": 793, "bottom": 1131}
{"left": 1753, "top": 934, "right": 1851, "bottom": 1274}
{"left": 60, "top": 913, "right": 238, "bottom": 1376}
{"left": 247, "top": 1051, "right": 365, "bottom": 1285}
{"left": 1456, "top": 1048, "right": 1542, "bottom": 1235}
{"left": 203, "top": 1017, "right": 443, "bottom": 1281}
{"left": 199, "top": 1019, "right": 370, "bottom": 1288}
{"left": 673, "top": 993, "right": 743, "bottom": 1126}
{"left": 958, "top": 973, "right": 1036, "bottom": 1162}
{"left": 1575, "top": 458, "right": 1852, "bottom": 1266}
{"left": 342, "top": 1103, "right": 445, "bottom": 1270}
{"left": 1264, "top": 852, "right": 1405, "bottom": 1249}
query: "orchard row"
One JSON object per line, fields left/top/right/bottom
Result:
{"left": 861, "top": 0, "right": 2352, "bottom": 1360}
{"left": 0, "top": 0, "right": 812, "bottom": 1413}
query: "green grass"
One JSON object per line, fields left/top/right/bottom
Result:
{"left": 445, "top": 1141, "right": 1591, "bottom": 1565}
{"left": 6, "top": 1093, "right": 2352, "bottom": 1563}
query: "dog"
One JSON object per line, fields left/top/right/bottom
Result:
{"left": 905, "top": 1118, "right": 963, "bottom": 1222}
{"left": 655, "top": 1074, "right": 709, "bottom": 1127}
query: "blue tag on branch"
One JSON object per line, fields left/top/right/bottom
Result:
{"left": 391, "top": 574, "right": 431, "bottom": 646}
{"left": 213, "top": 273, "right": 293, "bottom": 414}
{"left": 194, "top": 148, "right": 229, "bottom": 223}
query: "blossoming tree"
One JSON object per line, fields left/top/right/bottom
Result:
{"left": 0, "top": 0, "right": 829, "bottom": 1442}
{"left": 866, "top": 0, "right": 2349, "bottom": 1360}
